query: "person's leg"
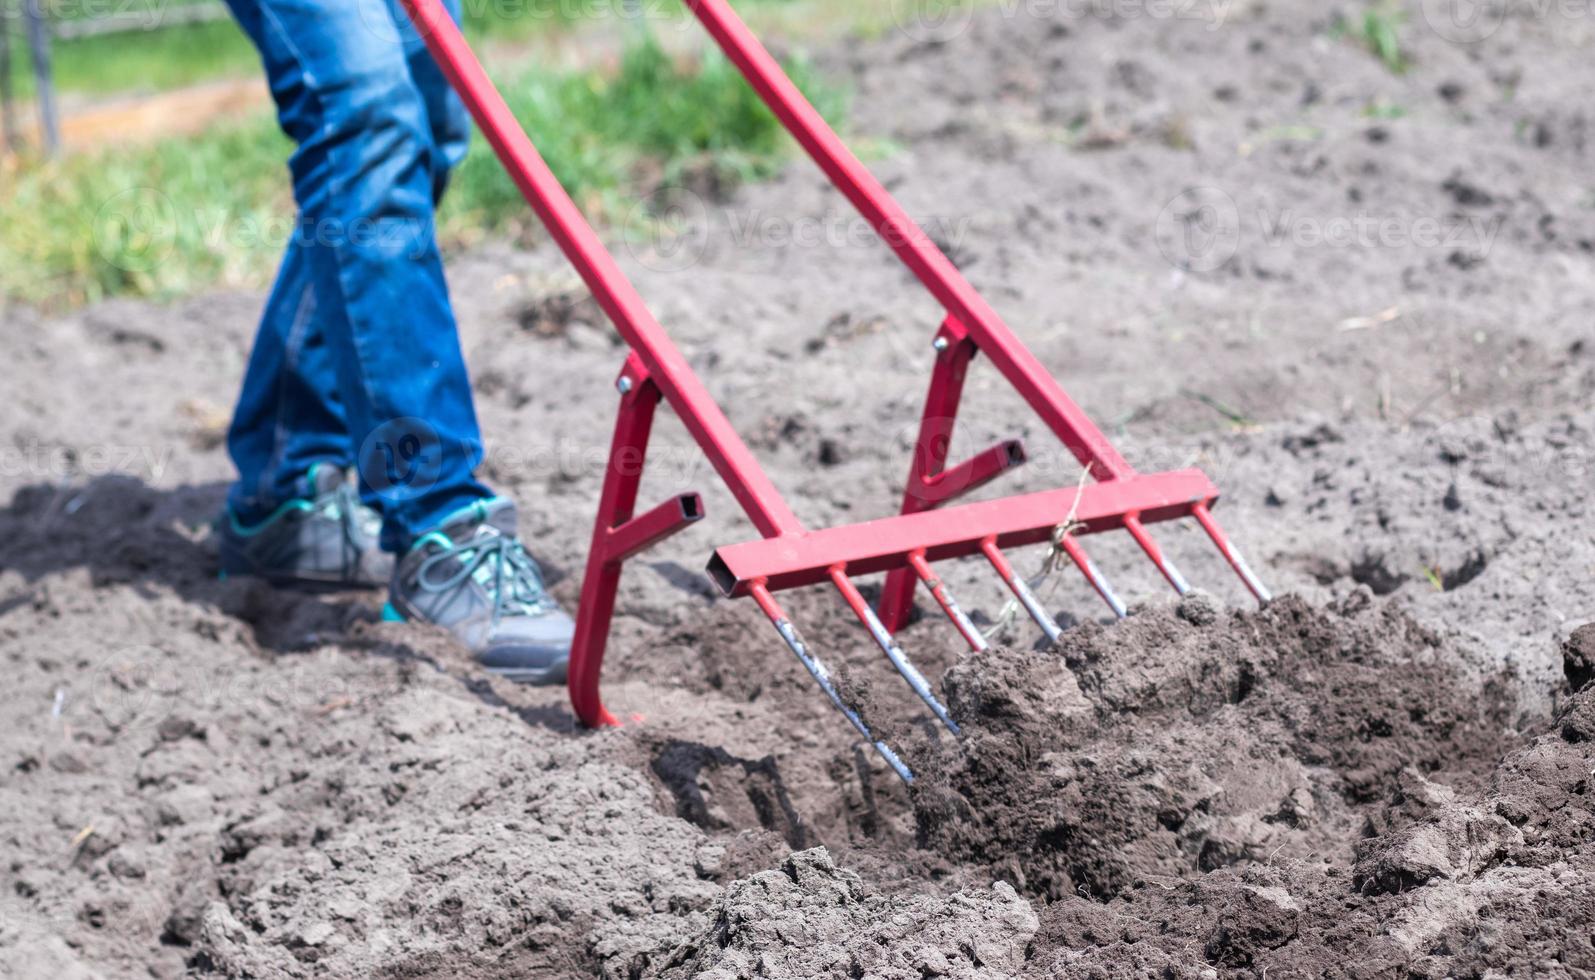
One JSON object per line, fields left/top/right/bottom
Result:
{"left": 225, "top": 0, "right": 462, "bottom": 526}
{"left": 400, "top": 0, "right": 471, "bottom": 200}
{"left": 225, "top": 239, "right": 353, "bottom": 521}
{"left": 223, "top": 0, "right": 571, "bottom": 679}
{"left": 224, "top": 0, "right": 492, "bottom": 554}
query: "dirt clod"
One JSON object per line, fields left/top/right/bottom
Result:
{"left": 1565, "top": 623, "right": 1595, "bottom": 693}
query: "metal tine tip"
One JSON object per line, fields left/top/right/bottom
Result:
{"left": 1190, "top": 502, "right": 1273, "bottom": 605}
{"left": 1122, "top": 515, "right": 1191, "bottom": 596}
{"left": 1053, "top": 533, "right": 1128, "bottom": 620}
{"left": 906, "top": 550, "right": 989, "bottom": 652}
{"left": 830, "top": 568, "right": 961, "bottom": 736}
{"left": 749, "top": 583, "right": 914, "bottom": 783}
{"left": 979, "top": 538, "right": 1062, "bottom": 644}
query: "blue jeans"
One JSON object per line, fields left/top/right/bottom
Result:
{"left": 223, "top": 0, "right": 492, "bottom": 552}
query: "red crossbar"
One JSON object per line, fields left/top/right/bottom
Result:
{"left": 709, "top": 469, "right": 1216, "bottom": 595}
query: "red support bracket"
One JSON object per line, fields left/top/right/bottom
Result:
{"left": 878, "top": 316, "right": 1027, "bottom": 632}
{"left": 568, "top": 355, "right": 706, "bottom": 727}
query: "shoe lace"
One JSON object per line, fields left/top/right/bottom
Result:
{"left": 317, "top": 481, "right": 378, "bottom": 578}
{"left": 414, "top": 529, "right": 554, "bottom": 624}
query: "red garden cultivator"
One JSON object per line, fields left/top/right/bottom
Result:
{"left": 402, "top": 0, "right": 1270, "bottom": 780}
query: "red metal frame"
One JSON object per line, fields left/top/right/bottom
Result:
{"left": 400, "top": 0, "right": 1270, "bottom": 767}
{"left": 567, "top": 354, "right": 705, "bottom": 726}
{"left": 877, "top": 315, "right": 1025, "bottom": 633}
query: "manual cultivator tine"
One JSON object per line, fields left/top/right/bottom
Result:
{"left": 1123, "top": 515, "right": 1191, "bottom": 595}
{"left": 1053, "top": 534, "right": 1129, "bottom": 620}
{"left": 830, "top": 568, "right": 961, "bottom": 736}
{"left": 979, "top": 537, "right": 1062, "bottom": 644}
{"left": 750, "top": 582, "right": 914, "bottom": 782}
{"left": 906, "top": 550, "right": 989, "bottom": 652}
{"left": 1190, "top": 502, "right": 1272, "bottom": 605}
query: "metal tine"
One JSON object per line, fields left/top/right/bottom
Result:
{"left": 1053, "top": 533, "right": 1128, "bottom": 620}
{"left": 1190, "top": 502, "right": 1273, "bottom": 605}
{"left": 906, "top": 550, "right": 989, "bottom": 652}
{"left": 1122, "top": 515, "right": 1191, "bottom": 595}
{"left": 830, "top": 568, "right": 961, "bottom": 736}
{"left": 750, "top": 582, "right": 914, "bottom": 782}
{"left": 979, "top": 537, "right": 1062, "bottom": 645}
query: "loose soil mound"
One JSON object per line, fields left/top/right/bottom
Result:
{"left": 912, "top": 592, "right": 1514, "bottom": 902}
{"left": 1027, "top": 631, "right": 1595, "bottom": 978}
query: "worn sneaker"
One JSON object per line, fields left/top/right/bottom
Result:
{"left": 216, "top": 464, "right": 392, "bottom": 588}
{"left": 384, "top": 498, "right": 573, "bottom": 685}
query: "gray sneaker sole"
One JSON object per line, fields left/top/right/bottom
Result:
{"left": 381, "top": 601, "right": 570, "bottom": 687}
{"left": 218, "top": 553, "right": 386, "bottom": 591}
{"left": 485, "top": 661, "right": 569, "bottom": 686}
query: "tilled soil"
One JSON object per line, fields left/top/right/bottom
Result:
{"left": 4, "top": 1, "right": 1595, "bottom": 977}
{"left": 914, "top": 593, "right": 1516, "bottom": 904}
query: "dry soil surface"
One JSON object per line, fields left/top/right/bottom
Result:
{"left": 3, "top": 1, "right": 1595, "bottom": 977}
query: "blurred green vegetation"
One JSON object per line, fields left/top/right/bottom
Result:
{"left": 0, "top": 34, "right": 843, "bottom": 306}
{"left": 5, "top": 2, "right": 579, "bottom": 97}
{"left": 3, "top": 0, "right": 814, "bottom": 97}
{"left": 8, "top": 18, "right": 259, "bottom": 97}
{"left": 1329, "top": 4, "right": 1410, "bottom": 75}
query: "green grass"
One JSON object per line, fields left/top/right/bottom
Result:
{"left": 0, "top": 35, "right": 843, "bottom": 307}
{"left": 5, "top": 2, "right": 578, "bottom": 98}
{"left": 1, "top": 2, "right": 593, "bottom": 97}
{"left": 3, "top": 0, "right": 812, "bottom": 98}
{"left": 1, "top": 120, "right": 293, "bottom": 303}
{"left": 1331, "top": 5, "right": 1409, "bottom": 74}
{"left": 1363, "top": 97, "right": 1407, "bottom": 119}
{"left": 7, "top": 18, "right": 260, "bottom": 98}
{"left": 1361, "top": 8, "right": 1408, "bottom": 74}
{"left": 5, "top": 5, "right": 556, "bottom": 98}
{"left": 443, "top": 37, "right": 840, "bottom": 229}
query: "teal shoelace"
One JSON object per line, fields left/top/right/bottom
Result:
{"left": 414, "top": 529, "right": 555, "bottom": 624}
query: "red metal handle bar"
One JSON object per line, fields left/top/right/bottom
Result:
{"left": 399, "top": 0, "right": 803, "bottom": 539}
{"left": 681, "top": 0, "right": 1135, "bottom": 482}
